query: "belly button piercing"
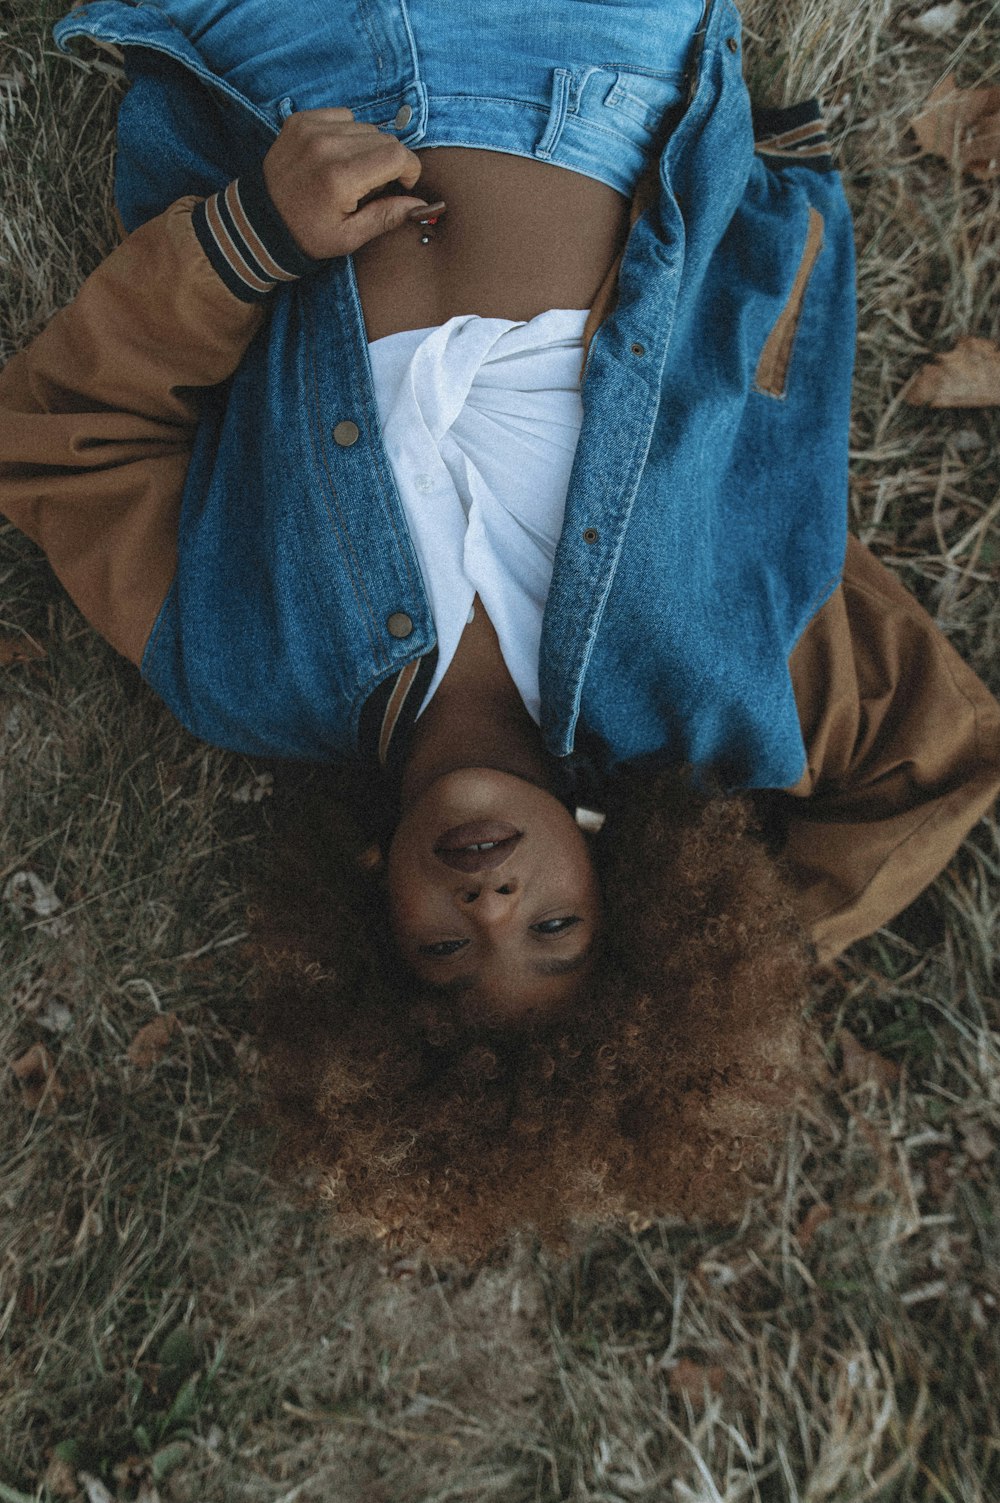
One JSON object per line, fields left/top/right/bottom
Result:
{"left": 406, "top": 200, "right": 447, "bottom": 244}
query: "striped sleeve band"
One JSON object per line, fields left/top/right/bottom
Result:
{"left": 752, "top": 99, "right": 834, "bottom": 173}
{"left": 192, "top": 157, "right": 323, "bottom": 303}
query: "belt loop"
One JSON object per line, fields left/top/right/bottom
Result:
{"left": 535, "top": 67, "right": 572, "bottom": 161}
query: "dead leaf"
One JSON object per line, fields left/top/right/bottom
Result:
{"left": 234, "top": 1036, "right": 262, "bottom": 1077}
{"left": 3, "top": 870, "right": 69, "bottom": 934}
{"left": 910, "top": 74, "right": 1000, "bottom": 179}
{"left": 126, "top": 1013, "right": 181, "bottom": 1068}
{"left": 961, "top": 1121, "right": 995, "bottom": 1162}
{"left": 838, "top": 1029, "right": 901, "bottom": 1090}
{"left": 0, "top": 633, "right": 46, "bottom": 666}
{"left": 10, "top": 1042, "right": 66, "bottom": 1113}
{"left": 79, "top": 1473, "right": 114, "bottom": 1503}
{"left": 112, "top": 1454, "right": 151, "bottom": 1490}
{"left": 907, "top": 2, "right": 966, "bottom": 37}
{"left": 903, "top": 336, "right": 1000, "bottom": 408}
{"left": 924, "top": 1150, "right": 954, "bottom": 1200}
{"left": 231, "top": 771, "right": 273, "bottom": 803}
{"left": 666, "top": 1357, "right": 727, "bottom": 1405}
{"left": 796, "top": 1201, "right": 833, "bottom": 1248}
{"left": 34, "top": 997, "right": 74, "bottom": 1035}
{"left": 42, "top": 1455, "right": 79, "bottom": 1500}
{"left": 909, "top": 506, "right": 962, "bottom": 543}
{"left": 18, "top": 1277, "right": 44, "bottom": 1319}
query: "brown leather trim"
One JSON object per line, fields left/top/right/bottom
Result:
{"left": 378, "top": 659, "right": 422, "bottom": 768}
{"left": 579, "top": 156, "right": 661, "bottom": 386}
{"left": 754, "top": 205, "right": 824, "bottom": 399}
{"left": 756, "top": 120, "right": 825, "bottom": 150}
{"left": 755, "top": 141, "right": 833, "bottom": 161}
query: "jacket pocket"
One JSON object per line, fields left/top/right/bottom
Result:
{"left": 754, "top": 206, "right": 825, "bottom": 399}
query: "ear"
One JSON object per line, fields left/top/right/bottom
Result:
{"left": 574, "top": 806, "right": 606, "bottom": 834}
{"left": 356, "top": 841, "right": 385, "bottom": 872}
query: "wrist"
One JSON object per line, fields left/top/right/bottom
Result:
{"left": 191, "top": 158, "right": 325, "bottom": 303}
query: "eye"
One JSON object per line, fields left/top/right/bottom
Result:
{"left": 417, "top": 938, "right": 469, "bottom": 957}
{"left": 531, "top": 916, "right": 582, "bottom": 936}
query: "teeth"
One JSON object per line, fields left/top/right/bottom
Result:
{"left": 462, "top": 841, "right": 497, "bottom": 851}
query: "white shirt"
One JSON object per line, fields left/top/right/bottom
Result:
{"left": 366, "top": 307, "right": 590, "bottom": 722}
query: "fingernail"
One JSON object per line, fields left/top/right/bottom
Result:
{"left": 406, "top": 200, "right": 447, "bottom": 221}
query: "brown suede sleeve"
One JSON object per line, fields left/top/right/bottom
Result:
{"left": 767, "top": 533, "right": 1000, "bottom": 963}
{"left": 0, "top": 198, "right": 266, "bottom": 665}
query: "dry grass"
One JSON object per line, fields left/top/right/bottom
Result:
{"left": 2, "top": 0, "right": 999, "bottom": 1499}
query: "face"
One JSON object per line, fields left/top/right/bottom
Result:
{"left": 386, "top": 768, "right": 601, "bottom": 1023}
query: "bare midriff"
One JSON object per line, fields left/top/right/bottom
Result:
{"left": 352, "top": 146, "right": 631, "bottom": 342}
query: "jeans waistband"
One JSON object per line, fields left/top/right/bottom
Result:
{"left": 357, "top": 63, "right": 689, "bottom": 199}
{"left": 144, "top": 0, "right": 705, "bottom": 199}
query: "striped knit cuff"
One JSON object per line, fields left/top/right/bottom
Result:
{"left": 752, "top": 99, "right": 833, "bottom": 173}
{"left": 191, "top": 158, "right": 323, "bottom": 303}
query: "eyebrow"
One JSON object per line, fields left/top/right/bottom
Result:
{"left": 531, "top": 949, "right": 593, "bottom": 978}
{"left": 423, "top": 946, "right": 593, "bottom": 996}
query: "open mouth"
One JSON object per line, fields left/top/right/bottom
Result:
{"left": 434, "top": 821, "right": 523, "bottom": 873}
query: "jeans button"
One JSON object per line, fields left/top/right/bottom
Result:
{"left": 394, "top": 104, "right": 413, "bottom": 128}
{"left": 387, "top": 612, "right": 414, "bottom": 639}
{"left": 333, "top": 420, "right": 360, "bottom": 446}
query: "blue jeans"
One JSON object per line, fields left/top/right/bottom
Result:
{"left": 123, "top": 0, "right": 703, "bottom": 200}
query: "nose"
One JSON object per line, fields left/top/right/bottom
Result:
{"left": 455, "top": 877, "right": 520, "bottom": 920}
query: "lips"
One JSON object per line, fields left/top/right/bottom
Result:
{"left": 434, "top": 821, "right": 523, "bottom": 873}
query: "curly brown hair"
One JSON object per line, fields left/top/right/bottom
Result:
{"left": 247, "top": 763, "right": 821, "bottom": 1265}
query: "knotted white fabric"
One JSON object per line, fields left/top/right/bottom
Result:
{"left": 367, "top": 307, "right": 590, "bottom": 723}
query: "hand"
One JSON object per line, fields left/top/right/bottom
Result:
{"left": 261, "top": 107, "right": 439, "bottom": 260}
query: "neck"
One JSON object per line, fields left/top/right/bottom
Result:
{"left": 398, "top": 598, "right": 556, "bottom": 808}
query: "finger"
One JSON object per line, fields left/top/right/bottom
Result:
{"left": 395, "top": 157, "right": 423, "bottom": 192}
{"left": 338, "top": 193, "right": 436, "bottom": 255}
{"left": 343, "top": 136, "right": 423, "bottom": 203}
{"left": 287, "top": 105, "right": 357, "bottom": 122}
{"left": 293, "top": 118, "right": 382, "bottom": 135}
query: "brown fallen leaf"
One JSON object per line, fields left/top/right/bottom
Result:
{"left": 126, "top": 1012, "right": 181, "bottom": 1068}
{"left": 908, "top": 506, "right": 962, "bottom": 544}
{"left": 666, "top": 1357, "right": 727, "bottom": 1405}
{"left": 0, "top": 633, "right": 46, "bottom": 666}
{"left": 910, "top": 74, "right": 1000, "bottom": 179}
{"left": 961, "top": 1121, "right": 995, "bottom": 1163}
{"left": 838, "top": 1029, "right": 901, "bottom": 1091}
{"left": 924, "top": 1150, "right": 954, "bottom": 1201}
{"left": 10, "top": 1041, "right": 66, "bottom": 1113}
{"left": 796, "top": 1201, "right": 833, "bottom": 1248}
{"left": 906, "top": 2, "right": 966, "bottom": 37}
{"left": 903, "top": 335, "right": 1000, "bottom": 407}
{"left": 42, "top": 1455, "right": 79, "bottom": 1501}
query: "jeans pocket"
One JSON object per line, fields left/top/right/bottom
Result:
{"left": 754, "top": 206, "right": 825, "bottom": 399}
{"left": 580, "top": 66, "right": 686, "bottom": 149}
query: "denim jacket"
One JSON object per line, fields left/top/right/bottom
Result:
{"left": 52, "top": 0, "right": 857, "bottom": 793}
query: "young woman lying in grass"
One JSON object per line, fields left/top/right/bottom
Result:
{"left": 1, "top": 0, "right": 998, "bottom": 1258}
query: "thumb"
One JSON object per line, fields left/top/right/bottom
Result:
{"left": 343, "top": 195, "right": 440, "bottom": 252}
